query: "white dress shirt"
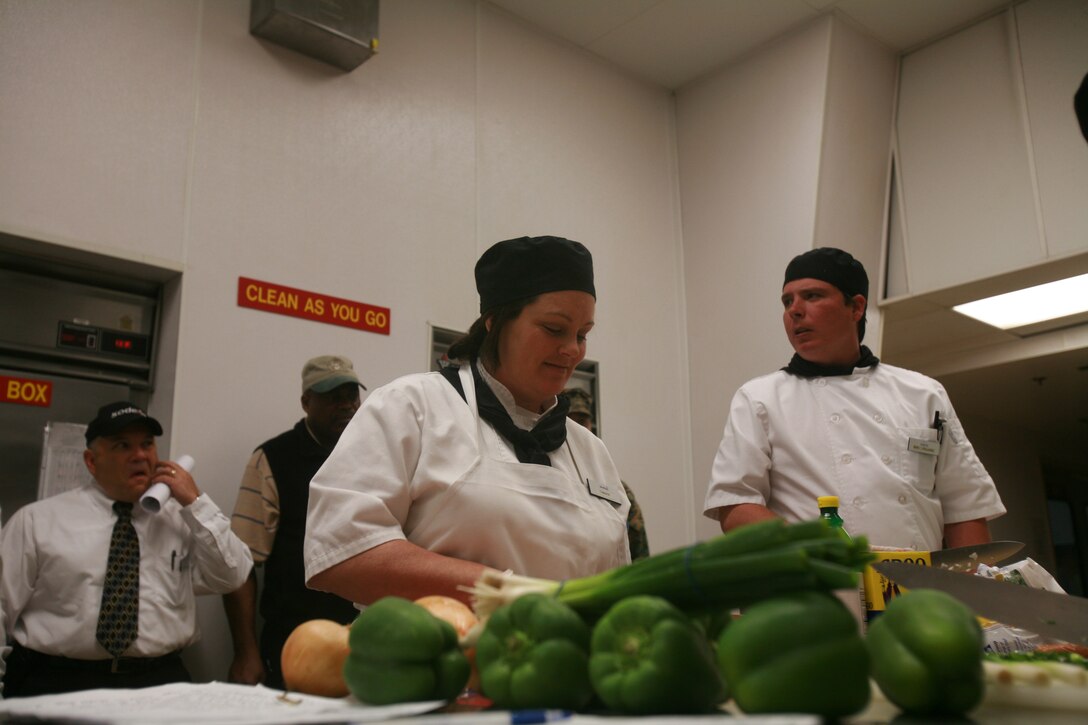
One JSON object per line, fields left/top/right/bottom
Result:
{"left": 0, "top": 483, "right": 252, "bottom": 660}
{"left": 703, "top": 363, "right": 1005, "bottom": 551}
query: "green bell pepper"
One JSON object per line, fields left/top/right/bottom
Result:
{"left": 866, "top": 588, "right": 984, "bottom": 716}
{"left": 342, "top": 596, "right": 469, "bottom": 705}
{"left": 589, "top": 594, "right": 725, "bottom": 714}
{"left": 717, "top": 591, "right": 870, "bottom": 717}
{"left": 475, "top": 593, "right": 594, "bottom": 710}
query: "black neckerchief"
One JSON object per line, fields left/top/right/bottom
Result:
{"left": 783, "top": 345, "right": 880, "bottom": 378}
{"left": 440, "top": 362, "right": 570, "bottom": 466}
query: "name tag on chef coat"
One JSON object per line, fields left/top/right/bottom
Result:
{"left": 907, "top": 437, "right": 940, "bottom": 456}
{"left": 587, "top": 478, "right": 625, "bottom": 505}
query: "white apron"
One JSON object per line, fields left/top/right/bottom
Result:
{"left": 405, "top": 365, "right": 629, "bottom": 579}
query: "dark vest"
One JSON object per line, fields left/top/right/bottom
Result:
{"left": 258, "top": 420, "right": 357, "bottom": 642}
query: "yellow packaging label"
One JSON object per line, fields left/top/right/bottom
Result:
{"left": 862, "top": 550, "right": 931, "bottom": 615}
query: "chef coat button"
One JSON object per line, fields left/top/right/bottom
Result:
{"left": 898, "top": 494, "right": 907, "bottom": 504}
{"left": 861, "top": 378, "right": 870, "bottom": 388}
{"left": 841, "top": 453, "right": 853, "bottom": 464}
{"left": 873, "top": 413, "right": 883, "bottom": 423}
{"left": 881, "top": 455, "right": 893, "bottom": 465}
{"left": 852, "top": 497, "right": 863, "bottom": 507}
{"left": 816, "top": 378, "right": 827, "bottom": 387}
{"left": 830, "top": 413, "right": 841, "bottom": 424}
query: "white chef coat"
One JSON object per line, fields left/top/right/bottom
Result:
{"left": 703, "top": 363, "right": 1005, "bottom": 551}
{"left": 305, "top": 363, "right": 630, "bottom": 583}
{"left": 0, "top": 484, "right": 252, "bottom": 661}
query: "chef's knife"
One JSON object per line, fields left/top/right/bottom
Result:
{"left": 928, "top": 540, "right": 1024, "bottom": 570}
{"left": 874, "top": 561, "right": 1088, "bottom": 644}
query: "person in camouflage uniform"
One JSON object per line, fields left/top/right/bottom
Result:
{"left": 562, "top": 388, "right": 650, "bottom": 560}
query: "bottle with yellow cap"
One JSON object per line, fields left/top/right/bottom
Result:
{"left": 816, "top": 495, "right": 867, "bottom": 631}
{"left": 817, "top": 495, "right": 846, "bottom": 534}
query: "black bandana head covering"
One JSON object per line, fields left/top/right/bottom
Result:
{"left": 782, "top": 247, "right": 878, "bottom": 376}
{"left": 438, "top": 363, "right": 571, "bottom": 465}
{"left": 471, "top": 364, "right": 569, "bottom": 466}
{"left": 783, "top": 247, "right": 868, "bottom": 300}
{"left": 475, "top": 236, "right": 595, "bottom": 313}
{"left": 784, "top": 345, "right": 880, "bottom": 378}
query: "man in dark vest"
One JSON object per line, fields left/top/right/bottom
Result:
{"left": 223, "top": 356, "right": 364, "bottom": 689}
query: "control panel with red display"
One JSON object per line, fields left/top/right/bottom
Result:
{"left": 57, "top": 322, "right": 150, "bottom": 360}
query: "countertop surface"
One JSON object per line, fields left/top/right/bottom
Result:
{"left": 1, "top": 680, "right": 1086, "bottom": 724}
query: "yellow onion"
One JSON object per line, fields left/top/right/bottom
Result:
{"left": 413, "top": 595, "right": 478, "bottom": 637}
{"left": 280, "top": 618, "right": 352, "bottom": 697}
{"left": 414, "top": 595, "right": 481, "bottom": 692}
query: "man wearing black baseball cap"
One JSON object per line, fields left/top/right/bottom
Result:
{"left": 703, "top": 247, "right": 1005, "bottom": 553}
{"left": 0, "top": 401, "right": 252, "bottom": 697}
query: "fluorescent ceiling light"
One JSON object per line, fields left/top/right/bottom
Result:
{"left": 953, "top": 273, "right": 1088, "bottom": 330}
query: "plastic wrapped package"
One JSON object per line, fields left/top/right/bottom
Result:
{"left": 976, "top": 558, "right": 1068, "bottom": 653}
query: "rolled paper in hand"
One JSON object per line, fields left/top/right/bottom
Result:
{"left": 141, "top": 454, "right": 196, "bottom": 513}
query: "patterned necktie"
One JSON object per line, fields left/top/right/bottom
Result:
{"left": 96, "top": 501, "right": 140, "bottom": 657}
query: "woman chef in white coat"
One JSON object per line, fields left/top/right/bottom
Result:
{"left": 304, "top": 236, "right": 630, "bottom": 605}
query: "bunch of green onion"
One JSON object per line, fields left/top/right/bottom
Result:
{"left": 466, "top": 518, "right": 873, "bottom": 620}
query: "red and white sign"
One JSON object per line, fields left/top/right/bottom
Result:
{"left": 1, "top": 375, "right": 52, "bottom": 407}
{"left": 237, "top": 277, "right": 391, "bottom": 335}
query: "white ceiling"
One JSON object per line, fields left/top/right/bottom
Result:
{"left": 488, "top": 0, "right": 1014, "bottom": 89}
{"left": 487, "top": 0, "right": 1088, "bottom": 451}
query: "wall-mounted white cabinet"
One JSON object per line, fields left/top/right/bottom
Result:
{"left": 889, "top": 0, "right": 1088, "bottom": 299}
{"left": 1017, "top": 0, "right": 1088, "bottom": 259}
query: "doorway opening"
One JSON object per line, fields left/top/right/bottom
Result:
{"left": 1045, "top": 466, "right": 1088, "bottom": 596}
{"left": 0, "top": 232, "right": 181, "bottom": 522}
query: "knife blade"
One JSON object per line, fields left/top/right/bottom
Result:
{"left": 874, "top": 561, "right": 1088, "bottom": 645}
{"left": 928, "top": 540, "right": 1024, "bottom": 570}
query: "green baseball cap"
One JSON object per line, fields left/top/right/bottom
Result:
{"left": 562, "top": 388, "right": 593, "bottom": 418}
{"left": 302, "top": 355, "right": 365, "bottom": 394}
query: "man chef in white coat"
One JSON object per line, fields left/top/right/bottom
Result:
{"left": 703, "top": 247, "right": 1005, "bottom": 551}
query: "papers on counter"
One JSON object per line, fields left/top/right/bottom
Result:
{"left": 0, "top": 681, "right": 443, "bottom": 724}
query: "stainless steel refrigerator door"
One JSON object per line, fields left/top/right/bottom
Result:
{"left": 0, "top": 369, "right": 129, "bottom": 524}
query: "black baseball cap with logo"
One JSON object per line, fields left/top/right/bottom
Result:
{"left": 85, "top": 401, "right": 163, "bottom": 446}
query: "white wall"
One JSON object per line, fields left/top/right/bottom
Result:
{"left": 0, "top": 0, "right": 688, "bottom": 681}
{"left": 675, "top": 15, "right": 896, "bottom": 540}
{"left": 895, "top": 11, "right": 1043, "bottom": 293}
{"left": 814, "top": 16, "right": 897, "bottom": 344}
{"left": 891, "top": 0, "right": 1088, "bottom": 295}
{"left": 1016, "top": 0, "right": 1088, "bottom": 259}
{"left": 677, "top": 20, "right": 829, "bottom": 543}
{"left": 476, "top": 4, "right": 694, "bottom": 552}
{"left": 0, "top": 0, "right": 199, "bottom": 263}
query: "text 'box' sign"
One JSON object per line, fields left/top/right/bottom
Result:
{"left": 2, "top": 375, "right": 53, "bottom": 407}
{"left": 237, "top": 277, "right": 390, "bottom": 335}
